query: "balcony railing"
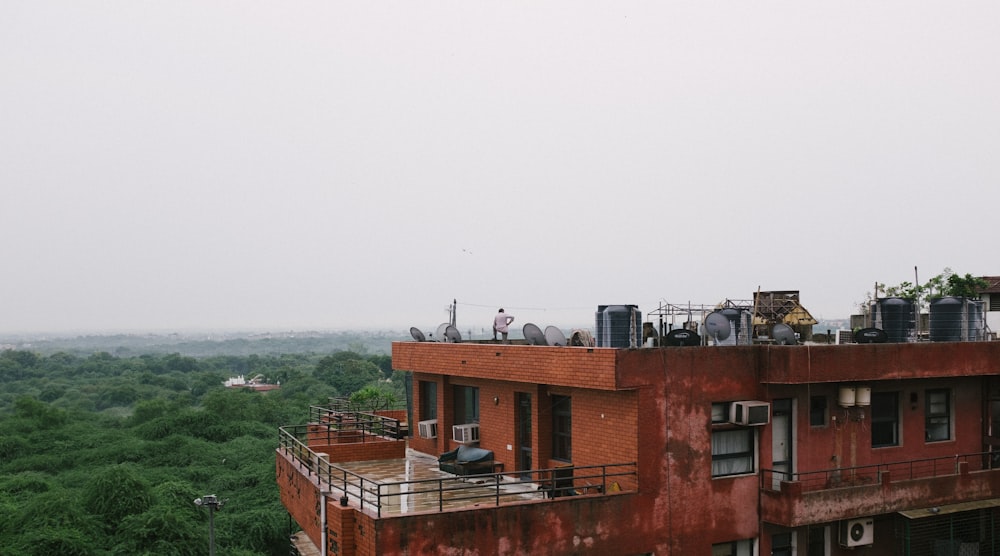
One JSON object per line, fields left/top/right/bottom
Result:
{"left": 761, "top": 451, "right": 998, "bottom": 493}
{"left": 307, "top": 406, "right": 407, "bottom": 440}
{"left": 278, "top": 425, "right": 637, "bottom": 518}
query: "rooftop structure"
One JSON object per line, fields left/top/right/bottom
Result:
{"left": 276, "top": 298, "right": 1000, "bottom": 555}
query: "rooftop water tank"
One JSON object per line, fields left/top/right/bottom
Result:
{"left": 930, "top": 296, "right": 986, "bottom": 342}
{"left": 872, "top": 297, "right": 915, "bottom": 343}
{"left": 595, "top": 305, "right": 641, "bottom": 348}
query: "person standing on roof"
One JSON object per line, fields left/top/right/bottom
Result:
{"left": 493, "top": 308, "right": 515, "bottom": 344}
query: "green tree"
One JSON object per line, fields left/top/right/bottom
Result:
{"left": 315, "top": 353, "right": 381, "bottom": 395}
{"left": 82, "top": 464, "right": 154, "bottom": 530}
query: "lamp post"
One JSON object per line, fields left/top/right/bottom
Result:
{"left": 194, "top": 494, "right": 225, "bottom": 556}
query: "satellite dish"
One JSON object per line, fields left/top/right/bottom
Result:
{"left": 444, "top": 325, "right": 462, "bottom": 343}
{"left": 409, "top": 327, "right": 426, "bottom": 342}
{"left": 664, "top": 328, "right": 701, "bottom": 347}
{"left": 523, "top": 323, "right": 547, "bottom": 345}
{"left": 855, "top": 327, "right": 888, "bottom": 344}
{"left": 704, "top": 312, "right": 732, "bottom": 343}
{"left": 773, "top": 323, "right": 797, "bottom": 345}
{"left": 434, "top": 323, "right": 449, "bottom": 342}
{"left": 544, "top": 326, "right": 567, "bottom": 346}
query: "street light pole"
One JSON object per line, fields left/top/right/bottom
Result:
{"left": 194, "top": 494, "right": 225, "bottom": 556}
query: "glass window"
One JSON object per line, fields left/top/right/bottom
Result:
{"left": 771, "top": 532, "right": 792, "bottom": 556}
{"left": 712, "top": 428, "right": 754, "bottom": 477}
{"left": 809, "top": 395, "right": 827, "bottom": 427}
{"left": 925, "top": 389, "right": 951, "bottom": 442}
{"left": 871, "top": 391, "right": 899, "bottom": 447}
{"left": 454, "top": 385, "right": 479, "bottom": 424}
{"left": 712, "top": 539, "right": 754, "bottom": 556}
{"left": 552, "top": 395, "right": 572, "bottom": 461}
{"left": 712, "top": 402, "right": 729, "bottom": 424}
{"left": 420, "top": 381, "right": 437, "bottom": 420}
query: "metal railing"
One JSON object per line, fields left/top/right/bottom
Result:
{"left": 761, "top": 451, "right": 999, "bottom": 493}
{"left": 278, "top": 425, "right": 636, "bottom": 518}
{"left": 307, "top": 406, "right": 406, "bottom": 441}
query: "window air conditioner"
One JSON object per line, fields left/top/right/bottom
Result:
{"left": 839, "top": 517, "right": 874, "bottom": 548}
{"left": 417, "top": 419, "right": 438, "bottom": 439}
{"left": 729, "top": 401, "right": 771, "bottom": 426}
{"left": 452, "top": 423, "right": 480, "bottom": 444}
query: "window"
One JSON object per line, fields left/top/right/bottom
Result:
{"left": 712, "top": 402, "right": 729, "bottom": 424}
{"left": 420, "top": 381, "right": 437, "bottom": 420}
{"left": 712, "top": 428, "right": 754, "bottom": 477}
{"left": 809, "top": 395, "right": 827, "bottom": 427}
{"left": 925, "top": 389, "right": 951, "bottom": 442}
{"left": 871, "top": 391, "right": 899, "bottom": 447}
{"left": 806, "top": 526, "right": 827, "bottom": 556}
{"left": 454, "top": 385, "right": 479, "bottom": 424}
{"left": 552, "top": 395, "right": 572, "bottom": 461}
{"left": 771, "top": 532, "right": 792, "bottom": 556}
{"left": 712, "top": 539, "right": 754, "bottom": 556}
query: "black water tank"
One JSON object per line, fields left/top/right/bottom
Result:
{"left": 874, "top": 297, "right": 915, "bottom": 343}
{"left": 929, "top": 296, "right": 963, "bottom": 342}
{"left": 595, "top": 305, "right": 641, "bottom": 348}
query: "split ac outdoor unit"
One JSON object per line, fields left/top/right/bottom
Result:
{"left": 839, "top": 517, "right": 874, "bottom": 548}
{"left": 452, "top": 423, "right": 480, "bottom": 444}
{"left": 417, "top": 419, "right": 438, "bottom": 439}
{"left": 729, "top": 401, "right": 771, "bottom": 426}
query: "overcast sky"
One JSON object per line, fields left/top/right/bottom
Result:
{"left": 2, "top": 2, "right": 998, "bottom": 336}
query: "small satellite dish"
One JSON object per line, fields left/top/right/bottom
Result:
{"left": 773, "top": 323, "right": 797, "bottom": 345}
{"left": 704, "top": 312, "right": 732, "bottom": 343}
{"left": 409, "top": 327, "right": 426, "bottom": 342}
{"left": 665, "top": 328, "right": 701, "bottom": 347}
{"left": 544, "top": 326, "right": 567, "bottom": 346}
{"left": 523, "top": 323, "right": 547, "bottom": 345}
{"left": 855, "top": 327, "right": 888, "bottom": 344}
{"left": 444, "top": 325, "right": 462, "bottom": 343}
{"left": 435, "top": 323, "right": 449, "bottom": 342}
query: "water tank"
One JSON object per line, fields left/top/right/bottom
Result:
{"left": 872, "top": 297, "right": 915, "bottom": 343}
{"left": 595, "top": 305, "right": 641, "bottom": 348}
{"left": 968, "top": 300, "right": 985, "bottom": 341}
{"left": 930, "top": 297, "right": 987, "bottom": 342}
{"left": 929, "top": 296, "right": 964, "bottom": 342}
{"left": 838, "top": 387, "right": 856, "bottom": 407}
{"left": 855, "top": 386, "right": 871, "bottom": 406}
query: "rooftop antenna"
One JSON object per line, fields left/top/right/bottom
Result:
{"left": 444, "top": 325, "right": 462, "bottom": 343}
{"left": 772, "top": 323, "right": 797, "bottom": 345}
{"left": 451, "top": 299, "right": 457, "bottom": 327}
{"left": 523, "top": 323, "right": 548, "bottom": 345}
{"left": 544, "top": 325, "right": 567, "bottom": 346}
{"left": 704, "top": 312, "right": 731, "bottom": 345}
{"left": 409, "top": 327, "right": 427, "bottom": 342}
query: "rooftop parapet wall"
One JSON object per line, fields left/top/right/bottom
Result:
{"left": 758, "top": 341, "right": 1000, "bottom": 384}
{"left": 392, "top": 342, "right": 620, "bottom": 390}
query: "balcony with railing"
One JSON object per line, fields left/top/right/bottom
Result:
{"left": 277, "top": 422, "right": 637, "bottom": 518}
{"left": 760, "top": 452, "right": 1000, "bottom": 527}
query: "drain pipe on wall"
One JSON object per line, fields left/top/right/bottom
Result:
{"left": 320, "top": 491, "right": 329, "bottom": 556}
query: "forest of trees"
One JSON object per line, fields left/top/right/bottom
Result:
{"left": 0, "top": 345, "right": 406, "bottom": 555}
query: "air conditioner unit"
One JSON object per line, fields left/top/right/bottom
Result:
{"left": 417, "top": 419, "right": 438, "bottom": 439}
{"left": 452, "top": 423, "right": 480, "bottom": 444}
{"left": 729, "top": 401, "right": 771, "bottom": 426}
{"left": 839, "top": 517, "right": 874, "bottom": 548}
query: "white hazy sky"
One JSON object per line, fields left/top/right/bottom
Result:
{"left": 2, "top": 2, "right": 998, "bottom": 335}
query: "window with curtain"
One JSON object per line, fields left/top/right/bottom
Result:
{"left": 711, "top": 428, "right": 753, "bottom": 477}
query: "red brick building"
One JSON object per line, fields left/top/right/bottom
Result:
{"left": 277, "top": 337, "right": 1000, "bottom": 555}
